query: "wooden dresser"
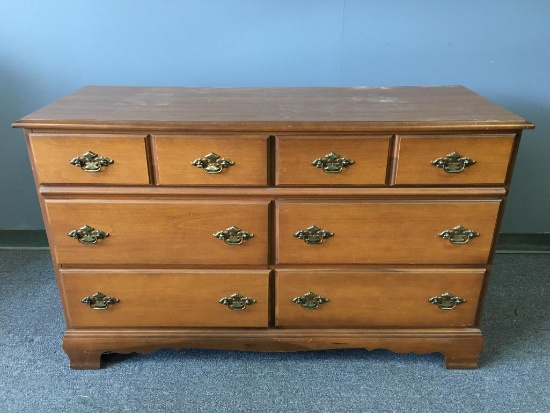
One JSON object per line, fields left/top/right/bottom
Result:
{"left": 14, "top": 86, "right": 533, "bottom": 369}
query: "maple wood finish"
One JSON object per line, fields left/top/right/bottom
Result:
{"left": 14, "top": 86, "right": 533, "bottom": 369}
{"left": 28, "top": 134, "right": 150, "bottom": 185}
{"left": 396, "top": 134, "right": 515, "bottom": 185}
{"left": 45, "top": 200, "right": 269, "bottom": 265}
{"left": 275, "top": 270, "right": 484, "bottom": 328}
{"left": 154, "top": 135, "right": 268, "bottom": 186}
{"left": 276, "top": 136, "right": 391, "bottom": 186}
{"left": 61, "top": 270, "right": 270, "bottom": 328}
{"left": 276, "top": 201, "right": 500, "bottom": 265}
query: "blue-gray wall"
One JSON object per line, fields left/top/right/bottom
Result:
{"left": 1, "top": 1, "right": 548, "bottom": 232}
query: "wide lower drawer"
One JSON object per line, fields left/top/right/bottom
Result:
{"left": 45, "top": 200, "right": 269, "bottom": 265}
{"left": 28, "top": 133, "right": 150, "bottom": 185}
{"left": 276, "top": 135, "right": 391, "bottom": 186}
{"left": 60, "top": 270, "right": 270, "bottom": 327}
{"left": 276, "top": 201, "right": 500, "bottom": 264}
{"left": 276, "top": 269, "right": 484, "bottom": 328}
{"left": 395, "top": 134, "right": 515, "bottom": 185}
{"left": 154, "top": 135, "right": 268, "bottom": 186}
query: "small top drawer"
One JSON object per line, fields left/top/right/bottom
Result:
{"left": 28, "top": 134, "right": 150, "bottom": 185}
{"left": 395, "top": 134, "right": 515, "bottom": 185}
{"left": 276, "top": 136, "right": 391, "bottom": 186}
{"left": 154, "top": 135, "right": 268, "bottom": 186}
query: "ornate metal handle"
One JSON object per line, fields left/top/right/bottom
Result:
{"left": 439, "top": 225, "right": 479, "bottom": 245}
{"left": 191, "top": 152, "right": 234, "bottom": 174}
{"left": 70, "top": 151, "right": 114, "bottom": 172}
{"left": 219, "top": 293, "right": 256, "bottom": 311}
{"left": 311, "top": 152, "right": 354, "bottom": 173}
{"left": 294, "top": 225, "right": 334, "bottom": 245}
{"left": 428, "top": 292, "right": 466, "bottom": 310}
{"left": 431, "top": 151, "right": 476, "bottom": 173}
{"left": 81, "top": 292, "right": 119, "bottom": 310}
{"left": 213, "top": 226, "right": 254, "bottom": 245}
{"left": 67, "top": 225, "right": 109, "bottom": 244}
{"left": 292, "top": 292, "right": 329, "bottom": 310}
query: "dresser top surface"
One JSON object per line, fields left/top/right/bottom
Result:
{"left": 14, "top": 86, "right": 533, "bottom": 132}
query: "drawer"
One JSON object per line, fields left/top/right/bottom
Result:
{"left": 276, "top": 136, "right": 391, "bottom": 185}
{"left": 395, "top": 134, "right": 515, "bottom": 185}
{"left": 276, "top": 269, "right": 484, "bottom": 328}
{"left": 276, "top": 201, "right": 500, "bottom": 265}
{"left": 60, "top": 270, "right": 269, "bottom": 327}
{"left": 45, "top": 200, "right": 269, "bottom": 265}
{"left": 28, "top": 134, "right": 150, "bottom": 185}
{"left": 154, "top": 135, "right": 268, "bottom": 186}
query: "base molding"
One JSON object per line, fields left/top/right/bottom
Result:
{"left": 63, "top": 328, "right": 484, "bottom": 370}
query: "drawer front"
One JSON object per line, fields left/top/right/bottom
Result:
{"left": 276, "top": 136, "right": 391, "bottom": 186}
{"left": 154, "top": 135, "right": 268, "bottom": 186}
{"left": 276, "top": 270, "right": 484, "bottom": 328}
{"left": 61, "top": 270, "right": 269, "bottom": 327}
{"left": 45, "top": 200, "right": 269, "bottom": 265}
{"left": 396, "top": 135, "right": 515, "bottom": 185}
{"left": 28, "top": 134, "right": 150, "bottom": 185}
{"left": 276, "top": 201, "right": 500, "bottom": 264}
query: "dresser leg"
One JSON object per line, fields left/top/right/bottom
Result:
{"left": 64, "top": 349, "right": 103, "bottom": 369}
{"left": 63, "top": 334, "right": 104, "bottom": 369}
{"left": 444, "top": 354, "right": 480, "bottom": 369}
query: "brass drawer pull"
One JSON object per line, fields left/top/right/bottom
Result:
{"left": 294, "top": 225, "right": 334, "bottom": 244}
{"left": 428, "top": 292, "right": 466, "bottom": 310}
{"left": 439, "top": 225, "right": 479, "bottom": 245}
{"left": 213, "top": 226, "right": 254, "bottom": 245}
{"left": 219, "top": 293, "right": 256, "bottom": 311}
{"left": 431, "top": 151, "right": 476, "bottom": 173}
{"left": 81, "top": 292, "right": 119, "bottom": 310}
{"left": 311, "top": 152, "right": 354, "bottom": 173}
{"left": 191, "top": 152, "right": 234, "bottom": 174}
{"left": 292, "top": 292, "right": 329, "bottom": 310}
{"left": 70, "top": 151, "right": 114, "bottom": 172}
{"left": 67, "top": 225, "right": 109, "bottom": 244}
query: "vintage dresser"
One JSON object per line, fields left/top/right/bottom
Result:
{"left": 14, "top": 86, "right": 534, "bottom": 369}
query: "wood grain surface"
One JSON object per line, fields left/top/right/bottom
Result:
{"left": 276, "top": 135, "right": 391, "bottom": 185}
{"left": 28, "top": 133, "right": 150, "bottom": 185}
{"left": 396, "top": 134, "right": 515, "bottom": 185}
{"left": 45, "top": 200, "right": 269, "bottom": 265}
{"left": 13, "top": 86, "right": 534, "bottom": 131}
{"left": 154, "top": 134, "right": 268, "bottom": 186}
{"left": 275, "top": 269, "right": 484, "bottom": 328}
{"left": 61, "top": 270, "right": 269, "bottom": 328}
{"left": 276, "top": 201, "right": 501, "bottom": 264}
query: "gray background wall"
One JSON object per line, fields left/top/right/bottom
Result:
{"left": 1, "top": 1, "right": 548, "bottom": 232}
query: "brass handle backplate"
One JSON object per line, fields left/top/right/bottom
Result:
{"left": 81, "top": 292, "right": 119, "bottom": 310}
{"left": 70, "top": 151, "right": 114, "bottom": 172}
{"left": 294, "top": 225, "right": 334, "bottom": 245}
{"left": 219, "top": 293, "right": 256, "bottom": 311}
{"left": 292, "top": 292, "right": 329, "bottom": 310}
{"left": 213, "top": 226, "right": 254, "bottom": 245}
{"left": 191, "top": 152, "right": 234, "bottom": 174}
{"left": 428, "top": 292, "right": 466, "bottom": 310}
{"left": 431, "top": 151, "right": 476, "bottom": 173}
{"left": 68, "top": 225, "right": 109, "bottom": 244}
{"left": 311, "top": 152, "right": 354, "bottom": 173}
{"left": 439, "top": 225, "right": 479, "bottom": 245}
